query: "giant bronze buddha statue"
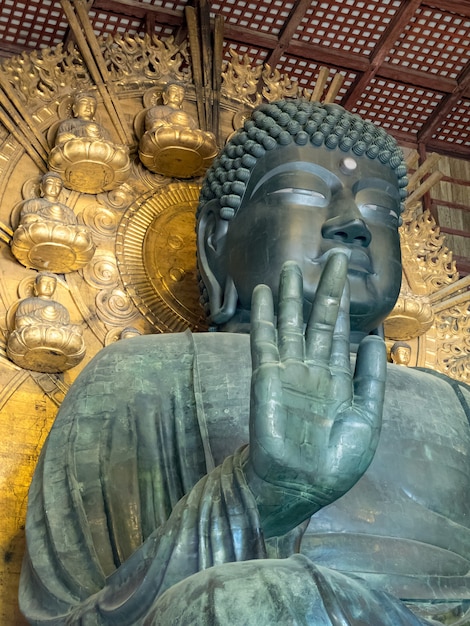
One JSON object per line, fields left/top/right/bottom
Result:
{"left": 19, "top": 100, "right": 470, "bottom": 625}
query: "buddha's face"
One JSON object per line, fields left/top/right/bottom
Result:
{"left": 41, "top": 175, "right": 62, "bottom": 200}
{"left": 391, "top": 345, "right": 411, "bottom": 366}
{"left": 222, "top": 145, "right": 403, "bottom": 334}
{"left": 35, "top": 275, "right": 57, "bottom": 298}
{"left": 163, "top": 85, "right": 185, "bottom": 108}
{"left": 73, "top": 96, "right": 96, "bottom": 120}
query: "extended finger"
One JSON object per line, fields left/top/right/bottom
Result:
{"left": 278, "top": 261, "right": 305, "bottom": 362}
{"left": 330, "top": 278, "right": 351, "bottom": 372}
{"left": 353, "top": 335, "right": 386, "bottom": 438}
{"left": 306, "top": 252, "right": 348, "bottom": 364}
{"left": 251, "top": 283, "right": 278, "bottom": 368}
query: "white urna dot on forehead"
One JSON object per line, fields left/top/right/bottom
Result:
{"left": 340, "top": 157, "right": 358, "bottom": 175}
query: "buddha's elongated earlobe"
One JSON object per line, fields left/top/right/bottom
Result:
{"left": 197, "top": 202, "right": 238, "bottom": 325}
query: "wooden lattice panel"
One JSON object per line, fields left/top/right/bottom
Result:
{"left": 141, "top": 0, "right": 188, "bottom": 11}
{"left": 353, "top": 78, "right": 443, "bottom": 134}
{"left": 386, "top": 6, "right": 470, "bottom": 79}
{"left": 278, "top": 56, "right": 356, "bottom": 98}
{"left": 89, "top": 10, "right": 145, "bottom": 38}
{"left": 292, "top": 0, "right": 403, "bottom": 56}
{"left": 432, "top": 99, "right": 470, "bottom": 148}
{"left": 0, "top": 0, "right": 67, "bottom": 51}
{"left": 211, "top": 0, "right": 295, "bottom": 36}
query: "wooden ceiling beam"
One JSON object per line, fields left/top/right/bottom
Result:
{"left": 343, "top": 0, "right": 423, "bottom": 108}
{"left": 93, "top": 0, "right": 183, "bottom": 24}
{"left": 378, "top": 62, "right": 456, "bottom": 94}
{"left": 431, "top": 199, "right": 470, "bottom": 215}
{"left": 423, "top": 1, "right": 470, "bottom": 18}
{"left": 373, "top": 128, "right": 470, "bottom": 160}
{"left": 90, "top": 1, "right": 470, "bottom": 105}
{"left": 0, "top": 42, "right": 34, "bottom": 58}
{"left": 418, "top": 60, "right": 470, "bottom": 144}
{"left": 264, "top": 0, "right": 318, "bottom": 70}
{"left": 453, "top": 255, "right": 470, "bottom": 276}
{"left": 440, "top": 226, "right": 470, "bottom": 239}
{"left": 285, "top": 39, "right": 370, "bottom": 72}
{"left": 421, "top": 139, "right": 470, "bottom": 159}
{"left": 144, "top": 12, "right": 156, "bottom": 37}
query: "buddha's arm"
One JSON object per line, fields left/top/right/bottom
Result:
{"left": 18, "top": 204, "right": 42, "bottom": 224}
{"left": 55, "top": 124, "right": 79, "bottom": 145}
{"left": 144, "top": 108, "right": 171, "bottom": 131}
{"left": 21, "top": 445, "right": 266, "bottom": 624}
{"left": 243, "top": 254, "right": 386, "bottom": 538}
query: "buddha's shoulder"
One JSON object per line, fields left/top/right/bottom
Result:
{"left": 383, "top": 363, "right": 470, "bottom": 432}
{"left": 64, "top": 332, "right": 250, "bottom": 401}
{"left": 386, "top": 362, "right": 469, "bottom": 396}
{"left": 84, "top": 331, "right": 249, "bottom": 364}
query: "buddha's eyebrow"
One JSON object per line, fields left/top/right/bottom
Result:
{"left": 248, "top": 162, "right": 341, "bottom": 199}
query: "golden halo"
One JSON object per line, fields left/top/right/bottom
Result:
{"left": 116, "top": 182, "right": 208, "bottom": 333}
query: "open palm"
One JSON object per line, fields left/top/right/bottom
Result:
{"left": 246, "top": 253, "right": 386, "bottom": 537}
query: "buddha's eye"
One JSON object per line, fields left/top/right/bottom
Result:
{"left": 271, "top": 188, "right": 325, "bottom": 199}
{"left": 269, "top": 188, "right": 327, "bottom": 206}
{"left": 362, "top": 203, "right": 399, "bottom": 221}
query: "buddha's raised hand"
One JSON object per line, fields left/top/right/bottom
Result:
{"left": 244, "top": 253, "right": 386, "bottom": 537}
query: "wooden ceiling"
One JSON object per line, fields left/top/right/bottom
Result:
{"left": 0, "top": 0, "right": 469, "bottom": 158}
{"left": 0, "top": 0, "right": 468, "bottom": 275}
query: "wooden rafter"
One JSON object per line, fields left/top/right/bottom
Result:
{"left": 263, "top": 0, "right": 312, "bottom": 70}
{"left": 418, "top": 61, "right": 470, "bottom": 145}
{"left": 93, "top": 0, "right": 182, "bottom": 25}
{"left": 424, "top": 0, "right": 470, "bottom": 18}
{"left": 343, "top": 0, "right": 424, "bottom": 108}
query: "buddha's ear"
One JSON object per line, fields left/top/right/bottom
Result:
{"left": 196, "top": 201, "right": 238, "bottom": 325}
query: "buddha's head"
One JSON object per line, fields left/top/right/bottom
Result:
{"left": 197, "top": 99, "right": 407, "bottom": 339}
{"left": 34, "top": 272, "right": 57, "bottom": 299}
{"left": 390, "top": 341, "right": 412, "bottom": 366}
{"left": 163, "top": 83, "right": 185, "bottom": 110}
{"left": 72, "top": 93, "right": 97, "bottom": 121}
{"left": 41, "top": 172, "right": 63, "bottom": 201}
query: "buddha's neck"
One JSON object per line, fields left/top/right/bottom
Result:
{"left": 214, "top": 310, "right": 374, "bottom": 353}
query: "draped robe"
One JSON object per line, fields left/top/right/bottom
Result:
{"left": 19, "top": 332, "right": 470, "bottom": 625}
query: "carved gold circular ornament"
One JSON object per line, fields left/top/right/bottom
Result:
{"left": 116, "top": 183, "right": 208, "bottom": 333}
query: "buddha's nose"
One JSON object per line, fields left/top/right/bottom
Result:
{"left": 321, "top": 215, "right": 372, "bottom": 247}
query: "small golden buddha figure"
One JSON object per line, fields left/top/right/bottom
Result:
{"left": 390, "top": 341, "right": 412, "bottom": 366}
{"left": 11, "top": 172, "right": 95, "bottom": 273}
{"left": 138, "top": 83, "right": 218, "bottom": 178}
{"left": 7, "top": 273, "right": 86, "bottom": 373}
{"left": 48, "top": 92, "right": 131, "bottom": 194}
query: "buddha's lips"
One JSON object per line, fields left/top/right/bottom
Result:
{"left": 310, "top": 247, "right": 373, "bottom": 275}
